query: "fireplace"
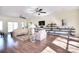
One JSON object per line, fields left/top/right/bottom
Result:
{"left": 39, "top": 21, "right": 45, "bottom": 28}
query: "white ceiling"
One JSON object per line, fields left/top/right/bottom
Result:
{"left": 0, "top": 6, "right": 78, "bottom": 18}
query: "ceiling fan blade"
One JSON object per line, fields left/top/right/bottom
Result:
{"left": 19, "top": 15, "right": 26, "bottom": 19}
{"left": 39, "top": 9, "right": 42, "bottom": 12}
{"left": 35, "top": 8, "right": 39, "bottom": 12}
{"left": 35, "top": 8, "right": 43, "bottom": 12}
{"left": 40, "top": 12, "right": 46, "bottom": 13}
{"left": 38, "top": 13, "right": 40, "bottom": 15}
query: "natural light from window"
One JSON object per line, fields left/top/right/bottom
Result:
{"left": 8, "top": 22, "right": 18, "bottom": 32}
{"left": 0, "top": 21, "right": 3, "bottom": 31}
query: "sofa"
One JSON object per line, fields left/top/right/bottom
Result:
{"left": 13, "top": 28, "right": 29, "bottom": 41}
{"left": 12, "top": 28, "right": 47, "bottom": 42}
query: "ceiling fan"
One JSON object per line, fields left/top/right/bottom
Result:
{"left": 35, "top": 8, "right": 46, "bottom": 15}
{"left": 19, "top": 15, "right": 26, "bottom": 19}
{"left": 19, "top": 7, "right": 48, "bottom": 18}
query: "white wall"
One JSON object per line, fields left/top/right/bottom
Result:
{"left": 53, "top": 9, "right": 79, "bottom": 36}
{"left": 29, "top": 9, "right": 79, "bottom": 36}
{"left": 28, "top": 15, "right": 58, "bottom": 27}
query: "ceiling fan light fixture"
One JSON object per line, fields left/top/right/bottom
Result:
{"left": 25, "top": 7, "right": 49, "bottom": 16}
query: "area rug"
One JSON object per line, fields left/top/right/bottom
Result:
{"left": 41, "top": 46, "right": 56, "bottom": 53}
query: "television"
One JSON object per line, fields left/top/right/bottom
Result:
{"left": 39, "top": 21, "right": 45, "bottom": 26}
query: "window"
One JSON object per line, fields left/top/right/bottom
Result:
{"left": 21, "top": 22, "right": 25, "bottom": 28}
{"left": 21, "top": 22, "right": 27, "bottom": 28}
{"left": 8, "top": 22, "right": 18, "bottom": 32}
{"left": 0, "top": 21, "right": 3, "bottom": 31}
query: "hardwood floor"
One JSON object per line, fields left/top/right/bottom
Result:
{"left": 6, "top": 35, "right": 70, "bottom": 53}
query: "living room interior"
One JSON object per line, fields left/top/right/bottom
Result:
{"left": 0, "top": 6, "right": 79, "bottom": 53}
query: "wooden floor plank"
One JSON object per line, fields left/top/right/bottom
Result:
{"left": 6, "top": 35, "right": 71, "bottom": 53}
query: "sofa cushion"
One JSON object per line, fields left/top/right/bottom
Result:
{"left": 13, "top": 28, "right": 29, "bottom": 41}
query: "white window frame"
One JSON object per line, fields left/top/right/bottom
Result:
{"left": 8, "top": 22, "right": 18, "bottom": 32}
